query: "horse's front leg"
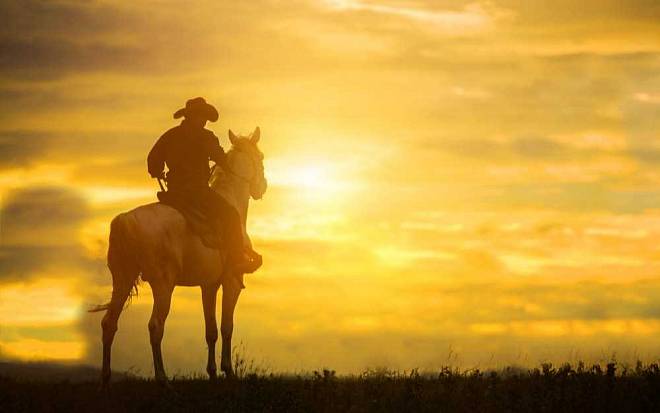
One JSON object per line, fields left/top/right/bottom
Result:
{"left": 220, "top": 277, "right": 242, "bottom": 378}
{"left": 201, "top": 285, "right": 219, "bottom": 381}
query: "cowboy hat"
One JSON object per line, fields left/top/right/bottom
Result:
{"left": 173, "top": 97, "right": 219, "bottom": 122}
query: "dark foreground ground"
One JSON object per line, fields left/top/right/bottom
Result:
{"left": 1, "top": 363, "right": 660, "bottom": 413}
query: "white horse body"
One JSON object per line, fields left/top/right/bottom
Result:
{"left": 112, "top": 203, "right": 224, "bottom": 287}
{"left": 94, "top": 128, "right": 266, "bottom": 386}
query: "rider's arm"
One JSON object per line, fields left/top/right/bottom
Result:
{"left": 208, "top": 133, "right": 230, "bottom": 173}
{"left": 147, "top": 133, "right": 167, "bottom": 178}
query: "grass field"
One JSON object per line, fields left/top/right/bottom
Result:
{"left": 1, "top": 362, "right": 659, "bottom": 412}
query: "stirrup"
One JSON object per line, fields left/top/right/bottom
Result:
{"left": 232, "top": 255, "right": 262, "bottom": 274}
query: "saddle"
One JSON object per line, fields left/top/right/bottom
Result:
{"left": 157, "top": 190, "right": 223, "bottom": 249}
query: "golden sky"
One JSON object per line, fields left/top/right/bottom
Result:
{"left": 1, "top": 0, "right": 660, "bottom": 373}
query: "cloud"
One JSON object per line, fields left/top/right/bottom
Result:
{"left": 324, "top": 1, "right": 504, "bottom": 34}
{"left": 433, "top": 135, "right": 603, "bottom": 167}
{"left": 481, "top": 182, "right": 660, "bottom": 214}
{"left": 1, "top": 0, "right": 139, "bottom": 38}
{"left": 0, "top": 38, "right": 151, "bottom": 80}
{"left": 0, "top": 131, "right": 51, "bottom": 168}
{"left": 497, "top": 0, "right": 660, "bottom": 25}
{"left": 0, "top": 186, "right": 95, "bottom": 282}
{"left": 630, "top": 147, "right": 660, "bottom": 164}
{"left": 0, "top": 1, "right": 200, "bottom": 79}
{"left": 0, "top": 129, "right": 153, "bottom": 184}
{"left": 0, "top": 245, "right": 97, "bottom": 283}
{"left": 0, "top": 0, "right": 657, "bottom": 84}
{"left": 1, "top": 186, "right": 89, "bottom": 245}
{"left": 511, "top": 136, "right": 566, "bottom": 159}
{"left": 0, "top": 0, "right": 340, "bottom": 80}
{"left": 0, "top": 1, "right": 149, "bottom": 79}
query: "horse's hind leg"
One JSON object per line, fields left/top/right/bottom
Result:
{"left": 101, "top": 272, "right": 133, "bottom": 388}
{"left": 220, "top": 277, "right": 242, "bottom": 378}
{"left": 148, "top": 281, "right": 173, "bottom": 385}
{"left": 201, "top": 286, "right": 219, "bottom": 381}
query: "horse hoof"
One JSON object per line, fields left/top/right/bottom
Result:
{"left": 98, "top": 382, "right": 110, "bottom": 395}
{"left": 155, "top": 377, "right": 172, "bottom": 390}
{"left": 98, "top": 374, "right": 111, "bottom": 394}
{"left": 208, "top": 370, "right": 218, "bottom": 382}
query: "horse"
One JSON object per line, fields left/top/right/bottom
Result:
{"left": 90, "top": 127, "right": 267, "bottom": 387}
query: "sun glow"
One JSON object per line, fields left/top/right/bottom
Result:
{"left": 295, "top": 165, "right": 328, "bottom": 189}
{"left": 269, "top": 160, "right": 339, "bottom": 190}
{"left": 267, "top": 158, "right": 358, "bottom": 205}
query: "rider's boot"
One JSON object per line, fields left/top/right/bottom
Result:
{"left": 245, "top": 248, "right": 262, "bottom": 268}
{"left": 215, "top": 207, "right": 262, "bottom": 274}
{"left": 229, "top": 250, "right": 261, "bottom": 274}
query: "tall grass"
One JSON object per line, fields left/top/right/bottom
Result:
{"left": 1, "top": 360, "right": 658, "bottom": 412}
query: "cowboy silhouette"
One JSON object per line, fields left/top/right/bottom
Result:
{"left": 147, "top": 97, "right": 261, "bottom": 274}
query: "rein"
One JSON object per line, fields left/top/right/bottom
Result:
{"left": 226, "top": 168, "right": 252, "bottom": 183}
{"left": 157, "top": 147, "right": 262, "bottom": 190}
{"left": 224, "top": 148, "right": 262, "bottom": 185}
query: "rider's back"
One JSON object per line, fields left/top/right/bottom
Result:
{"left": 147, "top": 120, "right": 225, "bottom": 192}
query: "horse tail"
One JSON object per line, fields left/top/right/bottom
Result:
{"left": 88, "top": 213, "right": 140, "bottom": 313}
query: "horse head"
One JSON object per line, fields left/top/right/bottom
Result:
{"left": 227, "top": 127, "right": 267, "bottom": 200}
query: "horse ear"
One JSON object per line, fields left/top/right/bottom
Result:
{"left": 228, "top": 129, "right": 238, "bottom": 144}
{"left": 251, "top": 127, "right": 260, "bottom": 143}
